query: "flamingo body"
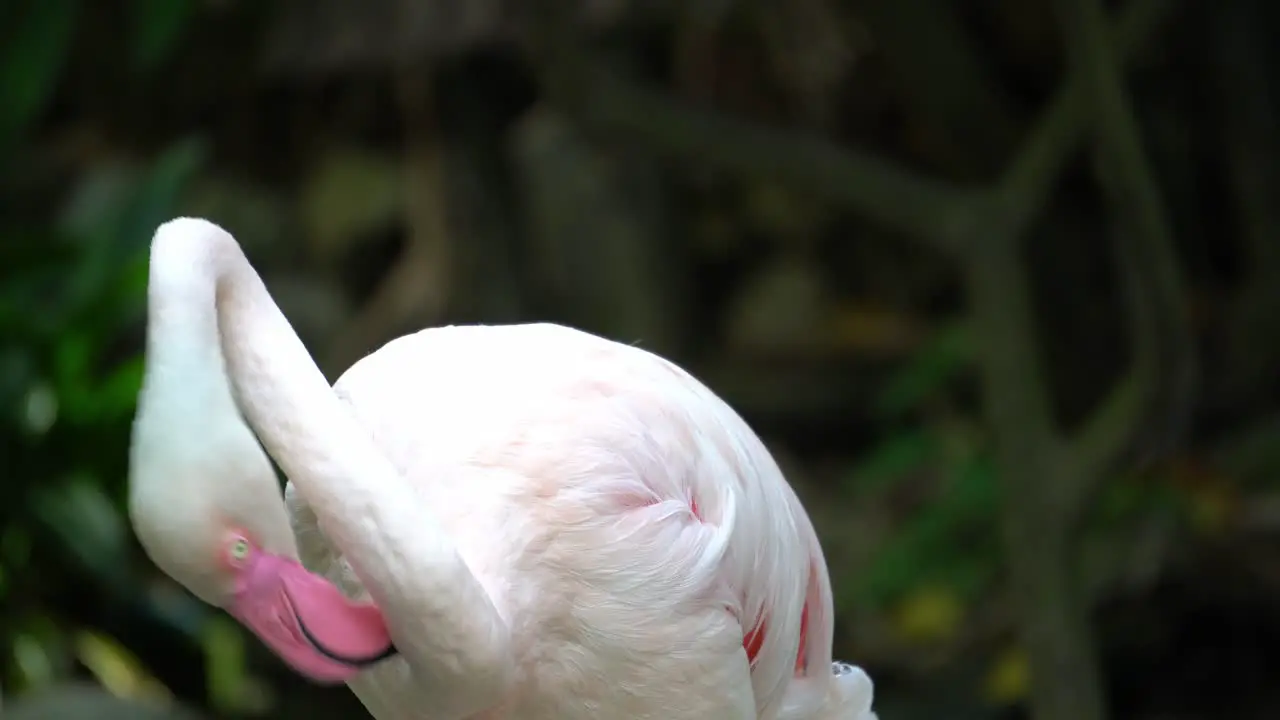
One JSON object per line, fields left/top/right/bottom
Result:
{"left": 128, "top": 219, "right": 877, "bottom": 720}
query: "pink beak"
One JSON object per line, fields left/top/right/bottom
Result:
{"left": 228, "top": 552, "right": 396, "bottom": 683}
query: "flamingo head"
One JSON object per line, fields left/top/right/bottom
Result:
{"left": 128, "top": 383, "right": 395, "bottom": 684}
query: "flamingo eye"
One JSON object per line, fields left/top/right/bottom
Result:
{"left": 227, "top": 536, "right": 251, "bottom": 564}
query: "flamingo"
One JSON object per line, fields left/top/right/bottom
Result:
{"left": 127, "top": 217, "right": 878, "bottom": 719}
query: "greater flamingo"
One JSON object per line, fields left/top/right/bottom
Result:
{"left": 127, "top": 218, "right": 878, "bottom": 719}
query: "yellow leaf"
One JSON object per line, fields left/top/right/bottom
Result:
{"left": 891, "top": 585, "right": 963, "bottom": 643}
{"left": 984, "top": 645, "right": 1029, "bottom": 705}
{"left": 203, "top": 615, "right": 273, "bottom": 715}
{"left": 1187, "top": 484, "right": 1233, "bottom": 535}
{"left": 74, "top": 629, "right": 172, "bottom": 703}
{"left": 828, "top": 304, "right": 926, "bottom": 356}
{"left": 1168, "top": 458, "right": 1238, "bottom": 535}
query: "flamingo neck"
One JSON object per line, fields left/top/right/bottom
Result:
{"left": 141, "top": 243, "right": 242, "bottom": 433}
{"left": 131, "top": 235, "right": 302, "bottom": 599}
{"left": 146, "top": 219, "right": 418, "bottom": 579}
{"left": 147, "top": 218, "right": 513, "bottom": 715}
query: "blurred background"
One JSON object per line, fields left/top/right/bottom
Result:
{"left": 2, "top": 0, "right": 1279, "bottom": 718}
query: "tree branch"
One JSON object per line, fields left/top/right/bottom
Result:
{"left": 323, "top": 66, "right": 454, "bottom": 372}
{"left": 944, "top": 0, "right": 1178, "bottom": 502}
{"left": 855, "top": 0, "right": 1021, "bottom": 176}
{"left": 989, "top": 0, "right": 1176, "bottom": 238}
{"left": 963, "top": 2, "right": 1184, "bottom": 719}
{"left": 542, "top": 64, "right": 984, "bottom": 252}
{"left": 961, "top": 3, "right": 1179, "bottom": 719}
{"left": 962, "top": 242, "right": 1107, "bottom": 720}
{"left": 529, "top": 0, "right": 1176, "bottom": 259}
{"left": 1056, "top": 0, "right": 1192, "bottom": 492}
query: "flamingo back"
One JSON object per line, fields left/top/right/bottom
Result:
{"left": 285, "top": 323, "right": 875, "bottom": 719}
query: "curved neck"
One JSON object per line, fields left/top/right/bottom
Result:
{"left": 147, "top": 219, "right": 512, "bottom": 716}
{"left": 138, "top": 241, "right": 246, "bottom": 472}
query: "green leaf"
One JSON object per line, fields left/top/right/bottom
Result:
{"left": 53, "top": 332, "right": 92, "bottom": 392}
{"left": 114, "top": 250, "right": 152, "bottom": 302}
{"left": 856, "top": 452, "right": 1001, "bottom": 606}
{"left": 61, "top": 138, "right": 207, "bottom": 318}
{"left": 940, "top": 453, "right": 999, "bottom": 518}
{"left": 120, "top": 136, "right": 208, "bottom": 246}
{"left": 1, "top": 523, "right": 33, "bottom": 573}
{"left": 0, "top": 346, "right": 37, "bottom": 422}
{"left": 1097, "top": 475, "right": 1147, "bottom": 521}
{"left": 934, "top": 549, "right": 998, "bottom": 600}
{"left": 93, "top": 356, "right": 146, "bottom": 420}
{"left": 29, "top": 476, "right": 129, "bottom": 587}
{"left": 60, "top": 164, "right": 139, "bottom": 241}
{"left": 845, "top": 429, "right": 938, "bottom": 498}
{"left": 0, "top": 0, "right": 80, "bottom": 148}
{"left": 130, "top": 0, "right": 193, "bottom": 72}
{"left": 47, "top": 329, "right": 143, "bottom": 426}
{"left": 857, "top": 500, "right": 961, "bottom": 606}
{"left": 874, "top": 320, "right": 970, "bottom": 418}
